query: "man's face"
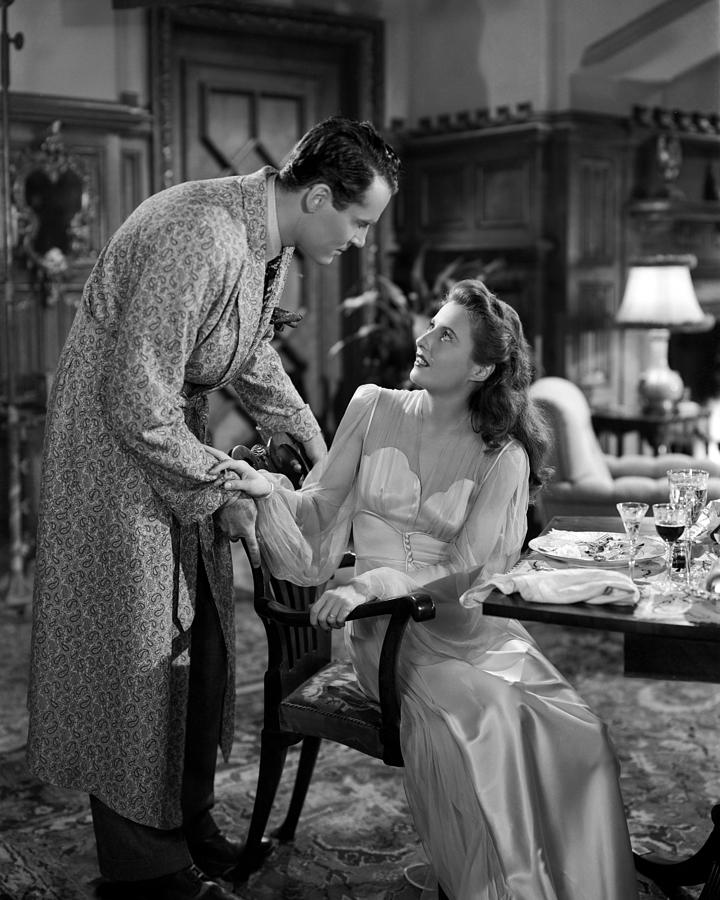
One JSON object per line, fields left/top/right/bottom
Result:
{"left": 296, "top": 174, "right": 393, "bottom": 265}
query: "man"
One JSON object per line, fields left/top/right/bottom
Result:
{"left": 26, "top": 117, "right": 400, "bottom": 900}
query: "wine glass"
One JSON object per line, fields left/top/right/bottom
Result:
{"left": 667, "top": 468, "right": 709, "bottom": 586}
{"left": 652, "top": 503, "right": 688, "bottom": 589}
{"left": 616, "top": 501, "right": 649, "bottom": 582}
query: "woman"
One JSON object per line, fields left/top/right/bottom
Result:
{"left": 209, "top": 279, "right": 638, "bottom": 900}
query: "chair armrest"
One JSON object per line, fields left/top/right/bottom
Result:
{"left": 348, "top": 593, "right": 435, "bottom": 623}
{"left": 264, "top": 589, "right": 436, "bottom": 767}
{"left": 265, "top": 591, "right": 434, "bottom": 627}
{"left": 368, "top": 592, "right": 435, "bottom": 765}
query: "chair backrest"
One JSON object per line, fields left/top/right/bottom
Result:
{"left": 251, "top": 560, "right": 332, "bottom": 731}
{"left": 248, "top": 544, "right": 434, "bottom": 767}
{"left": 231, "top": 432, "right": 311, "bottom": 488}
{"left": 237, "top": 437, "right": 434, "bottom": 768}
{"left": 236, "top": 439, "right": 320, "bottom": 730}
{"left": 529, "top": 376, "right": 613, "bottom": 487}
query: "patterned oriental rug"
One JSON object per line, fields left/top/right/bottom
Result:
{"left": 1, "top": 585, "right": 719, "bottom": 900}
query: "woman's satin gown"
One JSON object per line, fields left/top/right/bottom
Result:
{"left": 255, "top": 385, "right": 638, "bottom": 900}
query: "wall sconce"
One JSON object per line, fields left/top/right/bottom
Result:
{"left": 615, "top": 255, "right": 714, "bottom": 413}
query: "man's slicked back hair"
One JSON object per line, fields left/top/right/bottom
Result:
{"left": 279, "top": 116, "right": 400, "bottom": 209}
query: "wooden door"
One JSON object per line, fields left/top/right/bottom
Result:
{"left": 154, "top": 6, "right": 385, "bottom": 433}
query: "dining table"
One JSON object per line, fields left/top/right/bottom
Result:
{"left": 482, "top": 514, "right": 720, "bottom": 898}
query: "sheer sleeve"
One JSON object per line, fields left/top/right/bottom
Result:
{"left": 255, "top": 384, "right": 380, "bottom": 584}
{"left": 348, "top": 440, "right": 530, "bottom": 606}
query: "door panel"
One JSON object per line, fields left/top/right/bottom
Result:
{"left": 181, "top": 61, "right": 335, "bottom": 180}
{"left": 173, "top": 34, "right": 346, "bottom": 425}
{"left": 157, "top": 8, "right": 384, "bottom": 432}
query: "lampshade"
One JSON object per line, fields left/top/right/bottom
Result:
{"left": 616, "top": 254, "right": 713, "bottom": 332}
{"left": 615, "top": 255, "right": 714, "bottom": 414}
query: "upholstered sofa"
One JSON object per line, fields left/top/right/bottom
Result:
{"left": 529, "top": 377, "right": 720, "bottom": 526}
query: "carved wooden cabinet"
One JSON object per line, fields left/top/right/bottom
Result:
{"left": 2, "top": 94, "right": 152, "bottom": 400}
{"left": 393, "top": 121, "right": 550, "bottom": 368}
{"left": 626, "top": 122, "right": 720, "bottom": 404}
{"left": 544, "top": 115, "right": 629, "bottom": 395}
{"left": 392, "top": 112, "right": 630, "bottom": 394}
{"left": 0, "top": 94, "right": 152, "bottom": 551}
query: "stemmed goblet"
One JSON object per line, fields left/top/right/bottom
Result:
{"left": 616, "top": 501, "right": 649, "bottom": 582}
{"left": 667, "top": 468, "right": 709, "bottom": 587}
{"left": 652, "top": 503, "right": 688, "bottom": 589}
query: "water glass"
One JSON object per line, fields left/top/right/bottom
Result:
{"left": 667, "top": 468, "right": 709, "bottom": 586}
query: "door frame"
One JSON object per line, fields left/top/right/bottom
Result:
{"left": 148, "top": 2, "right": 386, "bottom": 431}
{"left": 149, "top": 2, "right": 385, "bottom": 194}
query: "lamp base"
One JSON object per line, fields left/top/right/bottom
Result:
{"left": 637, "top": 329, "right": 684, "bottom": 414}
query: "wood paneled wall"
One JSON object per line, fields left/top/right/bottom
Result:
{"left": 391, "top": 109, "right": 720, "bottom": 408}
{"left": 0, "top": 94, "right": 152, "bottom": 541}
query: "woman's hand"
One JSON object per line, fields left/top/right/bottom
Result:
{"left": 207, "top": 450, "right": 273, "bottom": 497}
{"left": 310, "top": 582, "right": 368, "bottom": 630}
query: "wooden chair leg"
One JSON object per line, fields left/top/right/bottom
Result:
{"left": 232, "top": 731, "right": 289, "bottom": 881}
{"left": 273, "top": 735, "right": 321, "bottom": 842}
{"left": 700, "top": 862, "right": 720, "bottom": 900}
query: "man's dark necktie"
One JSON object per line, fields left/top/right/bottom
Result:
{"left": 265, "top": 255, "right": 304, "bottom": 332}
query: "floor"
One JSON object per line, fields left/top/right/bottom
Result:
{"left": 2, "top": 542, "right": 719, "bottom": 899}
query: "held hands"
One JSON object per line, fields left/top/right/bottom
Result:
{"left": 206, "top": 446, "right": 274, "bottom": 497}
{"left": 310, "top": 582, "right": 368, "bottom": 631}
{"left": 205, "top": 437, "right": 324, "bottom": 567}
{"left": 206, "top": 445, "right": 271, "bottom": 566}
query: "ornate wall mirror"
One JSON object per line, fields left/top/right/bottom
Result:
{"left": 11, "top": 120, "right": 95, "bottom": 305}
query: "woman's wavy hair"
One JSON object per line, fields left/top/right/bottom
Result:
{"left": 446, "top": 279, "right": 551, "bottom": 496}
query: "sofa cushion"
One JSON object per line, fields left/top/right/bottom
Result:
{"left": 608, "top": 452, "right": 720, "bottom": 481}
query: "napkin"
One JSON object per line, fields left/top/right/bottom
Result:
{"left": 482, "top": 565, "right": 639, "bottom": 606}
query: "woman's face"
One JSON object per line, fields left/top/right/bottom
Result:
{"left": 410, "top": 300, "right": 488, "bottom": 394}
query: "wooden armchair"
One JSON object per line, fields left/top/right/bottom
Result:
{"left": 232, "top": 550, "right": 437, "bottom": 886}
{"left": 228, "top": 434, "right": 447, "bottom": 896}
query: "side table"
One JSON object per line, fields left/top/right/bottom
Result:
{"left": 591, "top": 404, "right": 711, "bottom": 456}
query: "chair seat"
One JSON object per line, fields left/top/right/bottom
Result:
{"left": 280, "top": 659, "right": 385, "bottom": 759}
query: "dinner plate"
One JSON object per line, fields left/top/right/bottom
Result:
{"left": 528, "top": 530, "right": 666, "bottom": 568}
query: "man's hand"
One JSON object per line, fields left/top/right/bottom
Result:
{"left": 215, "top": 495, "right": 260, "bottom": 565}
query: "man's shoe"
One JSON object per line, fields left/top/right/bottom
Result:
{"left": 95, "top": 864, "right": 243, "bottom": 899}
{"left": 189, "top": 831, "right": 273, "bottom": 879}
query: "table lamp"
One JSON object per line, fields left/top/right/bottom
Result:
{"left": 615, "top": 254, "right": 714, "bottom": 413}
